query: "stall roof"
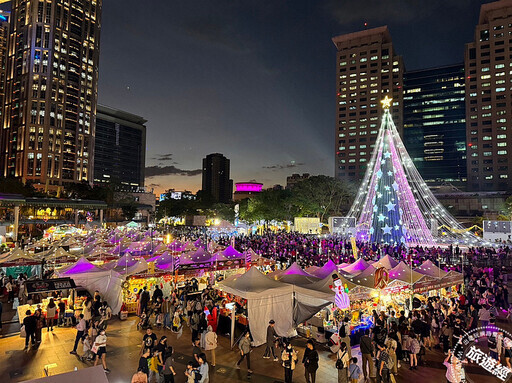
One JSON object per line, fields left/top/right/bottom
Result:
{"left": 22, "top": 365, "right": 109, "bottom": 383}
{"left": 389, "top": 261, "right": 424, "bottom": 284}
{"left": 415, "top": 260, "right": 448, "bottom": 278}
{"left": 340, "top": 258, "right": 370, "bottom": 275}
{"left": 306, "top": 259, "right": 338, "bottom": 279}
{"left": 370, "top": 254, "right": 399, "bottom": 270}
{"left": 219, "top": 266, "right": 289, "bottom": 295}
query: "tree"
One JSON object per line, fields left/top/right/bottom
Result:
{"left": 0, "top": 178, "right": 38, "bottom": 197}
{"left": 291, "top": 175, "right": 355, "bottom": 223}
{"left": 240, "top": 189, "right": 296, "bottom": 223}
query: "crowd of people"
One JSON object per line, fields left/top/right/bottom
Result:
{"left": 3, "top": 229, "right": 512, "bottom": 382}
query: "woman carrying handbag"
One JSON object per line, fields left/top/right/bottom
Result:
{"left": 337, "top": 341, "right": 350, "bottom": 383}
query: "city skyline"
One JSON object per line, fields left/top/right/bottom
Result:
{"left": 90, "top": 0, "right": 495, "bottom": 194}
{"left": 0, "top": 0, "right": 491, "bottom": 195}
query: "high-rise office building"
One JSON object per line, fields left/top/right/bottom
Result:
{"left": 94, "top": 105, "right": 146, "bottom": 187}
{"left": 403, "top": 64, "right": 467, "bottom": 188}
{"left": 202, "top": 153, "right": 233, "bottom": 203}
{"left": 332, "top": 26, "right": 404, "bottom": 184}
{"left": 0, "top": 9, "right": 10, "bottom": 175}
{"left": 1, "top": 0, "right": 102, "bottom": 192}
{"left": 465, "top": 0, "right": 512, "bottom": 191}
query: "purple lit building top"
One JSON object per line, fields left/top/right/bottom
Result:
{"left": 233, "top": 182, "right": 263, "bottom": 201}
{"left": 235, "top": 182, "right": 263, "bottom": 192}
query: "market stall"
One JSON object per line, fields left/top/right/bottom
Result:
{"left": 17, "top": 277, "right": 77, "bottom": 324}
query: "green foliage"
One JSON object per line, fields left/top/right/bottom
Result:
{"left": 156, "top": 175, "right": 355, "bottom": 224}
{"left": 290, "top": 175, "right": 355, "bottom": 222}
{"left": 239, "top": 176, "right": 355, "bottom": 223}
{"left": 0, "top": 178, "right": 38, "bottom": 197}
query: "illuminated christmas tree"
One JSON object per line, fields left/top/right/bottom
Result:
{"left": 348, "top": 96, "right": 484, "bottom": 247}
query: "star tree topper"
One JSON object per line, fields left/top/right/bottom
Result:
{"left": 381, "top": 95, "right": 392, "bottom": 109}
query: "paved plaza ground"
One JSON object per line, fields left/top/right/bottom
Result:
{"left": 0, "top": 313, "right": 504, "bottom": 383}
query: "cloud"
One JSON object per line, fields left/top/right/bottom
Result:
{"left": 145, "top": 165, "right": 202, "bottom": 178}
{"left": 325, "top": 0, "right": 472, "bottom": 25}
{"left": 151, "top": 153, "right": 174, "bottom": 161}
{"left": 262, "top": 162, "right": 304, "bottom": 170}
{"left": 180, "top": 18, "right": 251, "bottom": 53}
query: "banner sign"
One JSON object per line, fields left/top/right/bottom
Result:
{"left": 26, "top": 278, "right": 76, "bottom": 294}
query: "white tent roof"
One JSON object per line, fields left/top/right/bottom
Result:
{"left": 22, "top": 365, "right": 109, "bottom": 383}
{"left": 219, "top": 267, "right": 291, "bottom": 297}
{"left": 51, "top": 247, "right": 77, "bottom": 259}
{"left": 389, "top": 261, "right": 425, "bottom": 284}
{"left": 306, "top": 259, "right": 338, "bottom": 279}
{"left": 56, "top": 257, "right": 105, "bottom": 275}
{"left": 415, "top": 259, "right": 447, "bottom": 278}
{"left": 370, "top": 254, "right": 399, "bottom": 270}
{"left": 0, "top": 247, "right": 35, "bottom": 264}
{"left": 340, "top": 258, "right": 370, "bottom": 275}
{"left": 268, "top": 262, "right": 320, "bottom": 286}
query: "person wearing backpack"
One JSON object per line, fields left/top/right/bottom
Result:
{"left": 376, "top": 343, "right": 392, "bottom": 383}
{"left": 184, "top": 361, "right": 197, "bottom": 383}
{"left": 339, "top": 317, "right": 352, "bottom": 358}
{"left": 337, "top": 341, "right": 350, "bottom": 383}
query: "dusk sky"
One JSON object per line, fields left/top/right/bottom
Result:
{"left": 95, "top": 0, "right": 491, "bottom": 195}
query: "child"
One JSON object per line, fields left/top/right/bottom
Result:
{"left": 80, "top": 335, "right": 94, "bottom": 362}
{"left": 149, "top": 350, "right": 162, "bottom": 383}
{"left": 184, "top": 361, "right": 196, "bottom": 383}
{"left": 348, "top": 357, "right": 361, "bottom": 383}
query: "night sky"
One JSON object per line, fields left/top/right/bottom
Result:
{"left": 78, "top": 1, "right": 495, "bottom": 193}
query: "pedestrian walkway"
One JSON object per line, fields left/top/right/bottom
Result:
{"left": 0, "top": 315, "right": 501, "bottom": 382}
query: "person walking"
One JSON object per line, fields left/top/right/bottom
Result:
{"left": 340, "top": 317, "right": 352, "bottom": 358}
{"left": 46, "top": 298, "right": 57, "bottom": 331}
{"left": 34, "top": 308, "right": 44, "bottom": 344}
{"left": 93, "top": 329, "right": 110, "bottom": 373}
{"left": 22, "top": 310, "right": 37, "bottom": 350}
{"left": 281, "top": 341, "right": 298, "bottom": 383}
{"left": 57, "top": 299, "right": 66, "bottom": 326}
{"left": 70, "top": 313, "right": 87, "bottom": 354}
{"left": 139, "top": 287, "right": 150, "bottom": 316}
{"left": 337, "top": 341, "right": 350, "bottom": 383}
{"left": 138, "top": 348, "right": 151, "bottom": 377}
{"left": 197, "top": 353, "right": 209, "bottom": 383}
{"left": 359, "top": 329, "right": 374, "bottom": 380}
{"left": 302, "top": 339, "right": 319, "bottom": 383}
{"left": 204, "top": 325, "right": 217, "bottom": 367}
{"left": 82, "top": 296, "right": 93, "bottom": 326}
{"left": 263, "top": 320, "right": 278, "bottom": 361}
{"left": 408, "top": 333, "right": 420, "bottom": 370}
{"left": 376, "top": 343, "right": 392, "bottom": 383}
{"left": 348, "top": 357, "right": 362, "bottom": 383}
{"left": 236, "top": 332, "right": 253, "bottom": 374}
{"left": 162, "top": 349, "right": 177, "bottom": 383}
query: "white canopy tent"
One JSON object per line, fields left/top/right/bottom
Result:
{"left": 369, "top": 254, "right": 399, "bottom": 270}
{"left": 218, "top": 267, "right": 294, "bottom": 346}
{"left": 56, "top": 259, "right": 124, "bottom": 314}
